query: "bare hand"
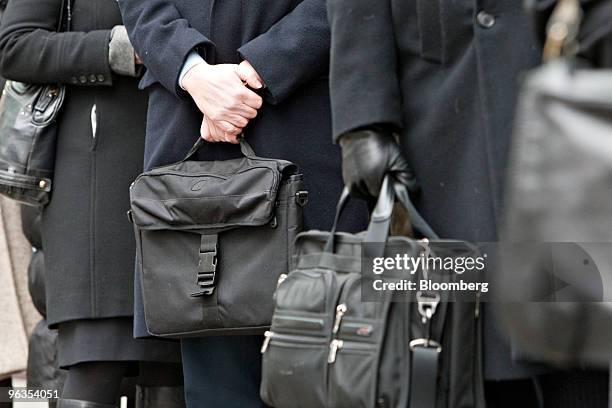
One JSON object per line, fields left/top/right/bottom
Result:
{"left": 236, "top": 60, "right": 264, "bottom": 89}
{"left": 201, "top": 115, "right": 240, "bottom": 144}
{"left": 182, "top": 62, "right": 262, "bottom": 133}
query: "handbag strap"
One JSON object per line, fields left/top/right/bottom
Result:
{"left": 392, "top": 181, "right": 439, "bottom": 240}
{"left": 409, "top": 346, "right": 440, "bottom": 408}
{"left": 322, "top": 187, "right": 351, "bottom": 253}
{"left": 323, "top": 175, "right": 438, "bottom": 256}
{"left": 324, "top": 177, "right": 445, "bottom": 408}
{"left": 181, "top": 136, "right": 257, "bottom": 163}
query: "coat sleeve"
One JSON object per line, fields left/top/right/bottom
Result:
{"left": 0, "top": 0, "right": 113, "bottom": 86}
{"left": 118, "top": 0, "right": 214, "bottom": 97}
{"left": 326, "top": 0, "right": 403, "bottom": 141}
{"left": 237, "top": 0, "right": 330, "bottom": 105}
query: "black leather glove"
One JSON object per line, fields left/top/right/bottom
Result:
{"left": 339, "top": 126, "right": 417, "bottom": 202}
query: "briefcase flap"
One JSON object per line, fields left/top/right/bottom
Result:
{"left": 130, "top": 157, "right": 288, "bottom": 231}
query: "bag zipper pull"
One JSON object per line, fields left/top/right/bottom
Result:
{"left": 261, "top": 331, "right": 273, "bottom": 353}
{"left": 276, "top": 274, "right": 288, "bottom": 288}
{"left": 328, "top": 339, "right": 343, "bottom": 364}
{"left": 332, "top": 303, "right": 347, "bottom": 334}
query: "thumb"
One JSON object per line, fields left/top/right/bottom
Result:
{"left": 200, "top": 117, "right": 212, "bottom": 141}
{"left": 236, "top": 63, "right": 263, "bottom": 89}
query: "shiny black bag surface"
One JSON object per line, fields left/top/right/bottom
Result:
{"left": 0, "top": 0, "right": 69, "bottom": 206}
{"left": 129, "top": 139, "right": 307, "bottom": 337}
{"left": 0, "top": 82, "right": 64, "bottom": 206}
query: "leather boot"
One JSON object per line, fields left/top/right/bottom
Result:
{"left": 134, "top": 386, "right": 185, "bottom": 408}
{"left": 57, "top": 399, "right": 117, "bottom": 408}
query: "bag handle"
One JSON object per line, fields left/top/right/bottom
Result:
{"left": 392, "top": 181, "right": 438, "bottom": 240}
{"left": 323, "top": 175, "right": 438, "bottom": 255}
{"left": 181, "top": 136, "right": 257, "bottom": 163}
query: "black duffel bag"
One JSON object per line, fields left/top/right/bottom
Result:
{"left": 260, "top": 177, "right": 485, "bottom": 408}
{"left": 129, "top": 138, "right": 307, "bottom": 337}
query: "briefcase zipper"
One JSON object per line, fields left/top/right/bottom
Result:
{"left": 328, "top": 339, "right": 343, "bottom": 363}
{"left": 328, "top": 339, "right": 377, "bottom": 364}
{"left": 261, "top": 331, "right": 273, "bottom": 353}
{"left": 332, "top": 303, "right": 347, "bottom": 334}
{"left": 260, "top": 331, "right": 326, "bottom": 353}
{"left": 272, "top": 314, "right": 326, "bottom": 332}
{"left": 276, "top": 274, "right": 288, "bottom": 287}
{"left": 327, "top": 303, "right": 348, "bottom": 363}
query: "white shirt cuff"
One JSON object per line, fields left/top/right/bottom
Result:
{"left": 179, "top": 51, "right": 206, "bottom": 90}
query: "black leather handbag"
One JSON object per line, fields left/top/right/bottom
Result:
{"left": 260, "top": 177, "right": 485, "bottom": 408}
{"left": 0, "top": 0, "right": 70, "bottom": 206}
{"left": 129, "top": 138, "right": 308, "bottom": 337}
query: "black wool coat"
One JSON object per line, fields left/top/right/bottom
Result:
{"left": 329, "top": 0, "right": 542, "bottom": 243}
{"left": 118, "top": 0, "right": 369, "bottom": 337}
{"left": 0, "top": 0, "right": 147, "bottom": 326}
{"left": 329, "top": 0, "right": 543, "bottom": 383}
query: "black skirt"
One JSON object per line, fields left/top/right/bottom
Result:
{"left": 57, "top": 317, "right": 181, "bottom": 368}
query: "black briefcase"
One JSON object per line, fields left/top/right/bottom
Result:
{"left": 129, "top": 139, "right": 307, "bottom": 337}
{"left": 260, "top": 177, "right": 485, "bottom": 408}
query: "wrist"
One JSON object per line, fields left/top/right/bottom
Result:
{"left": 340, "top": 128, "right": 397, "bottom": 150}
{"left": 180, "top": 50, "right": 208, "bottom": 91}
{"left": 182, "top": 61, "right": 209, "bottom": 93}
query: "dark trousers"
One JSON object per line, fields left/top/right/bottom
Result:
{"left": 181, "top": 336, "right": 265, "bottom": 407}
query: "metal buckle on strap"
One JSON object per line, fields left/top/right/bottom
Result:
{"left": 191, "top": 235, "right": 218, "bottom": 297}
{"left": 412, "top": 291, "right": 442, "bottom": 353}
{"left": 409, "top": 338, "right": 442, "bottom": 353}
{"left": 416, "top": 291, "right": 440, "bottom": 324}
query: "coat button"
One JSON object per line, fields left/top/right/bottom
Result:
{"left": 71, "top": 76, "right": 78, "bottom": 84}
{"left": 79, "top": 75, "right": 87, "bottom": 84}
{"left": 89, "top": 74, "right": 97, "bottom": 83}
{"left": 476, "top": 11, "right": 496, "bottom": 28}
{"left": 97, "top": 74, "right": 105, "bottom": 82}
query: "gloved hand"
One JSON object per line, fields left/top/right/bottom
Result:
{"left": 339, "top": 126, "right": 418, "bottom": 202}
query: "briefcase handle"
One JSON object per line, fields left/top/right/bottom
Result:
{"left": 181, "top": 135, "right": 257, "bottom": 163}
{"left": 323, "top": 175, "right": 438, "bottom": 255}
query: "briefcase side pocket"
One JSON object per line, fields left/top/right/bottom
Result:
{"left": 260, "top": 268, "right": 337, "bottom": 408}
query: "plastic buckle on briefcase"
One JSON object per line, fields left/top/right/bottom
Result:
{"left": 191, "top": 235, "right": 218, "bottom": 297}
{"left": 295, "top": 191, "right": 309, "bottom": 207}
{"left": 409, "top": 338, "right": 442, "bottom": 353}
